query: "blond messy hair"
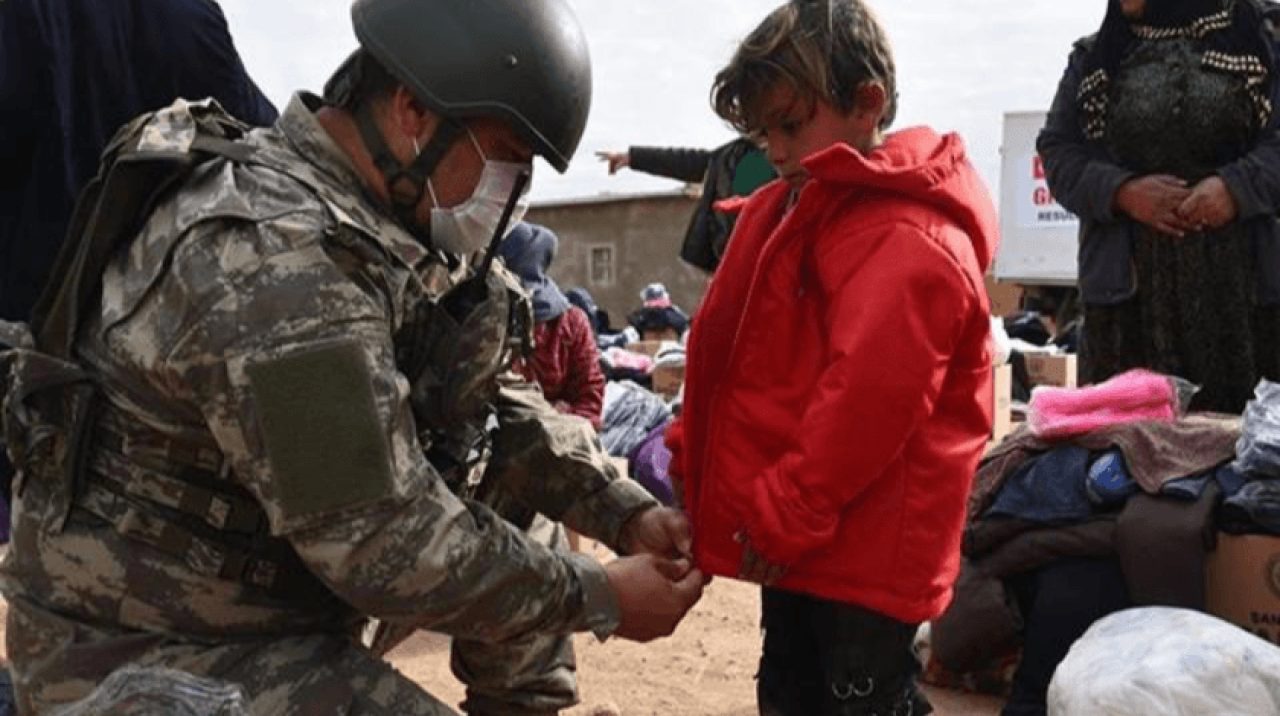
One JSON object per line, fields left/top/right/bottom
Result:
{"left": 711, "top": 0, "right": 897, "bottom": 136}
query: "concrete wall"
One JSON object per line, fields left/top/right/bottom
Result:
{"left": 526, "top": 191, "right": 710, "bottom": 329}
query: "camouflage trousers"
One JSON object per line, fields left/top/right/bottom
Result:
{"left": 6, "top": 518, "right": 577, "bottom": 716}
{"left": 451, "top": 516, "right": 577, "bottom": 716}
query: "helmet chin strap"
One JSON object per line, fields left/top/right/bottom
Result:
{"left": 354, "top": 101, "right": 464, "bottom": 227}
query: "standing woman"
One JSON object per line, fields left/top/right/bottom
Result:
{"left": 1039, "top": 0, "right": 1280, "bottom": 414}
{"left": 1004, "top": 4, "right": 1280, "bottom": 715}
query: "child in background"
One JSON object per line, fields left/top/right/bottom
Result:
{"left": 664, "top": 0, "right": 999, "bottom": 713}
{"left": 626, "top": 282, "right": 690, "bottom": 343}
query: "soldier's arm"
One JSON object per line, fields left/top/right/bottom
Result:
{"left": 167, "top": 219, "right": 622, "bottom": 643}
{"left": 486, "top": 378, "right": 658, "bottom": 550}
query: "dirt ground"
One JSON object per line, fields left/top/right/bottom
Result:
{"left": 0, "top": 541, "right": 1004, "bottom": 715}
{"left": 386, "top": 541, "right": 1006, "bottom": 716}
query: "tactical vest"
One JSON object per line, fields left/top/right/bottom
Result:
{"left": 396, "top": 264, "right": 533, "bottom": 495}
{"left": 1, "top": 98, "right": 531, "bottom": 601}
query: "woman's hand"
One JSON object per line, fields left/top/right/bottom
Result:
{"left": 1114, "top": 174, "right": 1194, "bottom": 236}
{"left": 1177, "top": 176, "right": 1238, "bottom": 230}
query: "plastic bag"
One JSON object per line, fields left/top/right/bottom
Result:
{"left": 1232, "top": 379, "right": 1280, "bottom": 478}
{"left": 1027, "top": 368, "right": 1197, "bottom": 440}
{"left": 1048, "top": 607, "right": 1280, "bottom": 716}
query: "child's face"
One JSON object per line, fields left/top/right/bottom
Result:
{"left": 750, "top": 82, "right": 877, "bottom": 191}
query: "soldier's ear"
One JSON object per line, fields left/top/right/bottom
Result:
{"left": 387, "top": 87, "right": 438, "bottom": 152}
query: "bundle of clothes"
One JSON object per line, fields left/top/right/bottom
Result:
{"left": 927, "top": 370, "right": 1280, "bottom": 691}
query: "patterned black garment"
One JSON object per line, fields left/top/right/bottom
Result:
{"left": 1083, "top": 36, "right": 1280, "bottom": 414}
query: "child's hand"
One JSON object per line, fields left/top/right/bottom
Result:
{"left": 736, "top": 532, "right": 787, "bottom": 585}
{"left": 620, "top": 506, "right": 693, "bottom": 560}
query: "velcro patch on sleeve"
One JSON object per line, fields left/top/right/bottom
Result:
{"left": 247, "top": 340, "right": 394, "bottom": 520}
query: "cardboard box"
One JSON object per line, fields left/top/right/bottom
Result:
{"left": 984, "top": 274, "right": 1024, "bottom": 318}
{"left": 1206, "top": 533, "right": 1280, "bottom": 646}
{"left": 1024, "top": 353, "right": 1077, "bottom": 388}
{"left": 991, "top": 363, "right": 1013, "bottom": 443}
{"left": 652, "top": 363, "right": 685, "bottom": 397}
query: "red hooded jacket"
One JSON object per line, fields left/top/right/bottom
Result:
{"left": 666, "top": 127, "right": 998, "bottom": 622}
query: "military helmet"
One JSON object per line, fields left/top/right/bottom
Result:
{"left": 351, "top": 0, "right": 592, "bottom": 173}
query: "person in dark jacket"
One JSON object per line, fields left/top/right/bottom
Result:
{"left": 1037, "top": 0, "right": 1280, "bottom": 415}
{"left": 0, "top": 0, "right": 278, "bottom": 326}
{"left": 0, "top": 0, "right": 278, "bottom": 536}
{"left": 597, "top": 138, "right": 776, "bottom": 272}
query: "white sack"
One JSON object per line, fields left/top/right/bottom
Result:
{"left": 1049, "top": 607, "right": 1280, "bottom": 716}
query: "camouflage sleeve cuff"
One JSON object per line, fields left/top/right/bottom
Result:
{"left": 560, "top": 476, "right": 658, "bottom": 550}
{"left": 567, "top": 551, "right": 622, "bottom": 640}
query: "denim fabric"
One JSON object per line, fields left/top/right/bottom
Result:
{"left": 986, "top": 447, "right": 1094, "bottom": 524}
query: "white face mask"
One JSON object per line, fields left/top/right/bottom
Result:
{"left": 427, "top": 130, "right": 532, "bottom": 256}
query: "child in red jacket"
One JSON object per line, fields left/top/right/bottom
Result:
{"left": 665, "top": 1, "right": 999, "bottom": 714}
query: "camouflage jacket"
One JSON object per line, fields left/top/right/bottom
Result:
{"left": 0, "top": 93, "right": 654, "bottom": 646}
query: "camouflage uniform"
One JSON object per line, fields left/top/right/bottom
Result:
{"left": 0, "top": 94, "right": 657, "bottom": 715}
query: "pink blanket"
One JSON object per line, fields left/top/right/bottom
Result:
{"left": 1028, "top": 369, "right": 1184, "bottom": 440}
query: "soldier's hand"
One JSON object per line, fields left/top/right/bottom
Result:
{"left": 619, "top": 506, "right": 692, "bottom": 559}
{"left": 605, "top": 554, "right": 705, "bottom": 642}
{"left": 1113, "top": 174, "right": 1194, "bottom": 236}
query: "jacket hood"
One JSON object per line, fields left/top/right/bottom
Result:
{"left": 803, "top": 127, "right": 998, "bottom": 272}
{"left": 499, "top": 222, "right": 570, "bottom": 322}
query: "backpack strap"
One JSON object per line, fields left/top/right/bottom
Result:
{"left": 30, "top": 106, "right": 253, "bottom": 359}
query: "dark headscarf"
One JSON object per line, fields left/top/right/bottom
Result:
{"left": 1078, "top": 0, "right": 1276, "bottom": 141}
{"left": 567, "top": 287, "right": 611, "bottom": 334}
{"left": 499, "top": 222, "right": 570, "bottom": 323}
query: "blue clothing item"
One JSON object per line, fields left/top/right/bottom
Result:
{"left": 1160, "top": 473, "right": 1213, "bottom": 502}
{"left": 600, "top": 380, "right": 670, "bottom": 458}
{"left": 1232, "top": 379, "right": 1280, "bottom": 478}
{"left": 986, "top": 446, "right": 1095, "bottom": 524}
{"left": 1219, "top": 479, "right": 1280, "bottom": 535}
{"left": 566, "top": 287, "right": 610, "bottom": 335}
{"left": 0, "top": 668, "right": 12, "bottom": 716}
{"left": 1161, "top": 463, "right": 1243, "bottom": 501}
{"left": 1216, "top": 463, "right": 1250, "bottom": 495}
{"left": 1085, "top": 449, "right": 1139, "bottom": 507}
{"left": 0, "top": 0, "right": 278, "bottom": 323}
{"left": 498, "top": 222, "right": 569, "bottom": 323}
